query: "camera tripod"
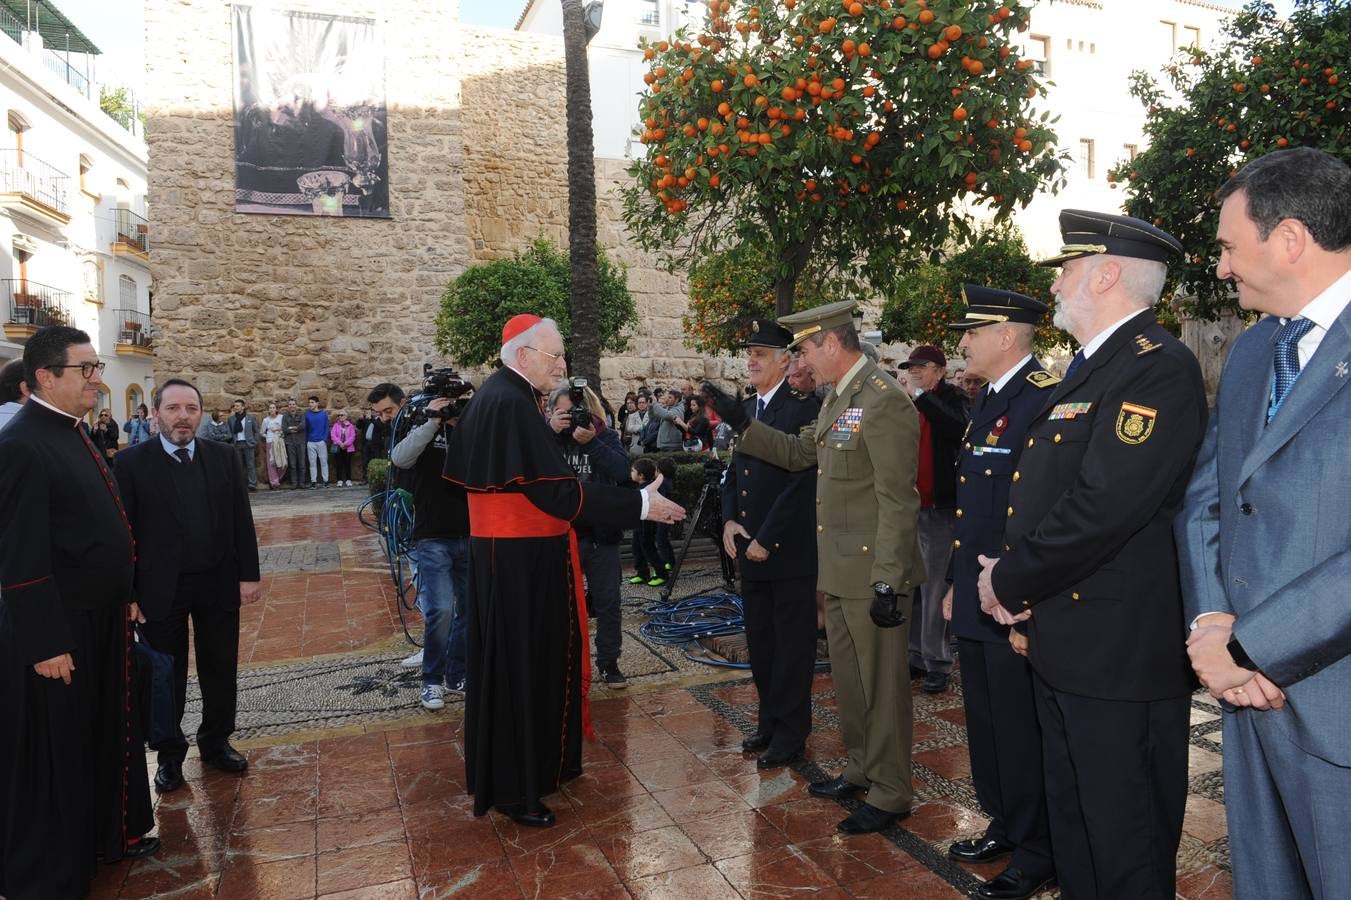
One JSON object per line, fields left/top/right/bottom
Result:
{"left": 660, "top": 478, "right": 736, "bottom": 603}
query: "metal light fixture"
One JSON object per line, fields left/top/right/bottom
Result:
{"left": 583, "top": 1, "right": 604, "bottom": 42}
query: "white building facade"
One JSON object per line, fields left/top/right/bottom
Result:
{"left": 1, "top": 1, "right": 153, "bottom": 435}
{"left": 518, "top": 0, "right": 1234, "bottom": 258}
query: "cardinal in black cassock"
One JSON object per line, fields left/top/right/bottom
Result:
{"left": 0, "top": 397, "right": 155, "bottom": 898}
{"left": 444, "top": 315, "right": 670, "bottom": 826}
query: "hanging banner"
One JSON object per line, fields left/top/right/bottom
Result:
{"left": 232, "top": 6, "right": 390, "bottom": 217}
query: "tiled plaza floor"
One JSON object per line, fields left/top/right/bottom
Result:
{"left": 85, "top": 490, "right": 1235, "bottom": 899}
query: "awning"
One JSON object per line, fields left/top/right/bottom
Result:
{"left": 0, "top": 0, "right": 101, "bottom": 55}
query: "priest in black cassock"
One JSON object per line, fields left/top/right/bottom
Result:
{"left": 444, "top": 314, "right": 686, "bottom": 828}
{"left": 0, "top": 327, "right": 157, "bottom": 899}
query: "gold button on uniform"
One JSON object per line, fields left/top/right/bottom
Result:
{"left": 965, "top": 442, "right": 972, "bottom": 450}
{"left": 836, "top": 442, "right": 843, "bottom": 449}
{"left": 1007, "top": 506, "right": 1014, "bottom": 517}
{"left": 817, "top": 525, "right": 823, "bottom": 533}
{"left": 953, "top": 539, "right": 961, "bottom": 549}
{"left": 959, "top": 475, "right": 967, "bottom": 484}
{"left": 985, "top": 469, "right": 993, "bottom": 477}
{"left": 817, "top": 468, "right": 823, "bottom": 475}
{"left": 1054, "top": 433, "right": 1062, "bottom": 443}
{"left": 955, "top": 509, "right": 963, "bottom": 518}
{"left": 1012, "top": 471, "right": 1020, "bottom": 482}
{"left": 740, "top": 490, "right": 747, "bottom": 497}
{"left": 862, "top": 545, "right": 868, "bottom": 552}
{"left": 816, "top": 497, "right": 821, "bottom": 505}
{"left": 740, "top": 511, "right": 747, "bottom": 518}
{"left": 1072, "top": 592, "right": 1081, "bottom": 600}
{"left": 1027, "top": 437, "right": 1035, "bottom": 448}
{"left": 743, "top": 469, "right": 750, "bottom": 476}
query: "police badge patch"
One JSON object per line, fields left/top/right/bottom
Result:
{"left": 1115, "top": 402, "right": 1157, "bottom": 444}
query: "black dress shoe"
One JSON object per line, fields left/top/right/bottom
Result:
{"left": 200, "top": 744, "right": 249, "bottom": 773}
{"left": 949, "top": 835, "right": 1014, "bottom": 863}
{"left": 741, "top": 733, "right": 771, "bottom": 753}
{"left": 837, "top": 802, "right": 908, "bottom": 835}
{"left": 506, "top": 802, "right": 556, "bottom": 828}
{"left": 974, "top": 866, "right": 1054, "bottom": 900}
{"left": 153, "top": 761, "right": 184, "bottom": 793}
{"left": 923, "top": 671, "right": 950, "bottom": 693}
{"left": 807, "top": 774, "right": 864, "bottom": 800}
{"left": 756, "top": 747, "right": 802, "bottom": 770}
{"left": 122, "top": 836, "right": 160, "bottom": 860}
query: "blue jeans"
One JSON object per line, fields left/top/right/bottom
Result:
{"left": 415, "top": 537, "right": 470, "bottom": 687}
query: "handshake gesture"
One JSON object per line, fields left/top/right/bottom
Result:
{"left": 642, "top": 471, "right": 688, "bottom": 525}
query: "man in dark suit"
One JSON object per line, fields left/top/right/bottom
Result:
{"left": 942, "top": 286, "right": 1057, "bottom": 900}
{"left": 1178, "top": 148, "right": 1351, "bottom": 900}
{"left": 977, "top": 211, "right": 1208, "bottom": 899}
{"left": 115, "top": 377, "right": 262, "bottom": 793}
{"left": 721, "top": 319, "right": 821, "bottom": 768}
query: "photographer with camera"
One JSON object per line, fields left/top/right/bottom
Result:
{"left": 548, "top": 379, "right": 632, "bottom": 689}
{"left": 384, "top": 373, "right": 475, "bottom": 709}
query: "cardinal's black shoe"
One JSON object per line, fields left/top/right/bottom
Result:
{"left": 949, "top": 835, "right": 1014, "bottom": 863}
{"left": 122, "top": 836, "right": 161, "bottom": 859}
{"left": 756, "top": 747, "right": 802, "bottom": 770}
{"left": 837, "top": 802, "right": 908, "bottom": 835}
{"left": 507, "top": 802, "right": 556, "bottom": 828}
{"left": 201, "top": 744, "right": 248, "bottom": 773}
{"left": 153, "top": 761, "right": 184, "bottom": 793}
{"left": 973, "top": 866, "right": 1055, "bottom": 900}
{"left": 741, "top": 732, "right": 771, "bottom": 753}
{"left": 807, "top": 775, "right": 864, "bottom": 800}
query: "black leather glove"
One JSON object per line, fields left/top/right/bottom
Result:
{"left": 701, "top": 382, "right": 750, "bottom": 433}
{"left": 869, "top": 582, "right": 906, "bottom": 628}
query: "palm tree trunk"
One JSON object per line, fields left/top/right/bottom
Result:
{"left": 561, "top": 0, "right": 601, "bottom": 390}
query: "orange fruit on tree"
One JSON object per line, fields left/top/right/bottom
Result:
{"left": 820, "top": 17, "right": 836, "bottom": 32}
{"left": 1185, "top": 147, "right": 1195, "bottom": 157}
{"left": 893, "top": 15, "right": 907, "bottom": 28}
{"left": 953, "top": 105, "right": 968, "bottom": 121}
{"left": 832, "top": 76, "right": 846, "bottom": 91}
{"left": 744, "top": 73, "right": 759, "bottom": 87}
{"left": 717, "top": 101, "right": 731, "bottom": 116}
{"left": 1276, "top": 136, "right": 1289, "bottom": 147}
{"left": 1232, "top": 82, "right": 1246, "bottom": 92}
{"left": 644, "top": 48, "right": 655, "bottom": 60}
{"left": 918, "top": 9, "right": 934, "bottom": 24}
{"left": 859, "top": 42, "right": 871, "bottom": 56}
{"left": 842, "top": 39, "right": 856, "bottom": 54}
{"left": 711, "top": 79, "right": 724, "bottom": 92}
{"left": 1330, "top": 74, "right": 1341, "bottom": 85}
{"left": 849, "top": 2, "right": 863, "bottom": 15}
{"left": 708, "top": 174, "right": 721, "bottom": 187}
{"left": 944, "top": 24, "right": 962, "bottom": 41}
{"left": 862, "top": 85, "right": 876, "bottom": 97}
{"left": 968, "top": 59, "right": 984, "bottom": 75}
{"left": 1017, "top": 138, "right": 1032, "bottom": 152}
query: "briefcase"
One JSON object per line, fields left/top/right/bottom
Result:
{"left": 132, "top": 622, "right": 177, "bottom": 746}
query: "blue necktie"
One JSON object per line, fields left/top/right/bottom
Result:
{"left": 756, "top": 397, "right": 766, "bottom": 420}
{"left": 1268, "top": 317, "right": 1316, "bottom": 422}
{"left": 1064, "top": 350, "right": 1085, "bottom": 380}
{"left": 175, "top": 448, "right": 191, "bottom": 464}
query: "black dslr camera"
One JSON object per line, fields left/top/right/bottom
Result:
{"left": 406, "top": 364, "right": 474, "bottom": 426}
{"left": 566, "top": 377, "right": 592, "bottom": 433}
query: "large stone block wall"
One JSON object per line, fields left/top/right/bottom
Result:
{"left": 145, "top": 5, "right": 736, "bottom": 411}
{"left": 145, "top": 0, "right": 473, "bottom": 413}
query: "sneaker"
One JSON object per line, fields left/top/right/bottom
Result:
{"left": 628, "top": 575, "right": 647, "bottom": 585}
{"left": 600, "top": 664, "right": 628, "bottom": 689}
{"left": 446, "top": 678, "right": 466, "bottom": 694}
{"left": 647, "top": 576, "right": 666, "bottom": 587}
{"left": 400, "top": 648, "right": 424, "bottom": 668}
{"left": 345, "top": 480, "right": 354, "bottom": 487}
{"left": 421, "top": 684, "right": 445, "bottom": 710}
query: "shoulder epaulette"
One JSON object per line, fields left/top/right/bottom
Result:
{"left": 1026, "top": 370, "right": 1060, "bottom": 389}
{"left": 789, "top": 389, "right": 809, "bottom": 400}
{"left": 1134, "top": 334, "right": 1164, "bottom": 356}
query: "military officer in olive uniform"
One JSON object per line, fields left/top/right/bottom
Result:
{"left": 976, "top": 211, "right": 1207, "bottom": 899}
{"left": 721, "top": 319, "right": 821, "bottom": 769}
{"left": 705, "top": 299, "right": 925, "bottom": 836}
{"left": 942, "top": 286, "right": 1057, "bottom": 900}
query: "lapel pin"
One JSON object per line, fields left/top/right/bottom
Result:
{"left": 1337, "top": 361, "right": 1349, "bottom": 378}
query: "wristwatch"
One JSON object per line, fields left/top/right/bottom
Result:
{"left": 1226, "top": 636, "right": 1259, "bottom": 672}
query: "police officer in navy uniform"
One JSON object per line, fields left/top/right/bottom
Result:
{"left": 721, "top": 319, "right": 821, "bottom": 769}
{"left": 977, "top": 211, "right": 1208, "bottom": 899}
{"left": 942, "top": 286, "right": 1057, "bottom": 900}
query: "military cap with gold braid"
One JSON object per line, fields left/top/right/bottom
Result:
{"left": 1038, "top": 208, "right": 1184, "bottom": 267}
{"left": 777, "top": 299, "right": 859, "bottom": 349}
{"left": 948, "top": 284, "right": 1048, "bottom": 331}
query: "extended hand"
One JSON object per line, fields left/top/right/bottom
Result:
{"left": 746, "top": 539, "right": 769, "bottom": 562}
{"left": 643, "top": 473, "right": 687, "bottom": 524}
{"left": 722, "top": 520, "right": 751, "bottom": 558}
{"left": 34, "top": 653, "right": 75, "bottom": 685}
{"left": 977, "top": 555, "right": 1001, "bottom": 613}
{"left": 1187, "top": 623, "right": 1254, "bottom": 696}
{"left": 869, "top": 584, "right": 906, "bottom": 628}
{"left": 701, "top": 382, "right": 749, "bottom": 432}
{"left": 240, "top": 581, "right": 263, "bottom": 605}
{"left": 941, "top": 585, "right": 953, "bottom": 622}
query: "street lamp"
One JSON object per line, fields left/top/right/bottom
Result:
{"left": 583, "top": 1, "right": 604, "bottom": 42}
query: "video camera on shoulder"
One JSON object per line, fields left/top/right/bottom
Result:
{"left": 407, "top": 364, "right": 474, "bottom": 427}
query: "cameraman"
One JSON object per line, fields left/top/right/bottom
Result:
{"left": 388, "top": 386, "right": 472, "bottom": 709}
{"left": 548, "top": 382, "right": 631, "bottom": 688}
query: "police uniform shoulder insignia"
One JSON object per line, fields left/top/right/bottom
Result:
{"left": 790, "top": 388, "right": 808, "bottom": 399}
{"left": 1134, "top": 334, "right": 1164, "bottom": 356}
{"left": 1115, "top": 402, "right": 1158, "bottom": 444}
{"left": 1026, "top": 370, "right": 1060, "bottom": 389}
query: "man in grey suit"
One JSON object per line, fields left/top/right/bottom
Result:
{"left": 228, "top": 398, "right": 259, "bottom": 491}
{"left": 1177, "top": 147, "right": 1351, "bottom": 900}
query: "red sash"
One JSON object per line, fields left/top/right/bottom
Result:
{"left": 466, "top": 493, "right": 594, "bottom": 740}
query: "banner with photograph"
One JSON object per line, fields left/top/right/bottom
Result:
{"left": 232, "top": 6, "right": 390, "bottom": 217}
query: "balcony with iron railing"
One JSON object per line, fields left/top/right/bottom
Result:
{"left": 3, "top": 278, "right": 74, "bottom": 342}
{"left": 113, "top": 208, "right": 149, "bottom": 256}
{"left": 115, "top": 308, "right": 153, "bottom": 356}
{"left": 0, "top": 6, "right": 22, "bottom": 45}
{"left": 43, "top": 48, "right": 89, "bottom": 96}
{"left": 0, "top": 149, "right": 71, "bottom": 220}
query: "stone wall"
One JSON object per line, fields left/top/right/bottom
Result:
{"left": 145, "top": 0, "right": 472, "bottom": 413}
{"left": 145, "top": 5, "right": 738, "bottom": 411}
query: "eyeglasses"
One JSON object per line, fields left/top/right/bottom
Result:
{"left": 524, "top": 346, "right": 566, "bottom": 361}
{"left": 47, "top": 361, "right": 106, "bottom": 379}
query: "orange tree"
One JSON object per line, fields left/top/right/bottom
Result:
{"left": 1108, "top": 0, "right": 1349, "bottom": 321}
{"left": 619, "top": 0, "right": 1068, "bottom": 316}
{"left": 683, "top": 239, "right": 860, "bottom": 353}
{"left": 877, "top": 225, "right": 1065, "bottom": 356}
